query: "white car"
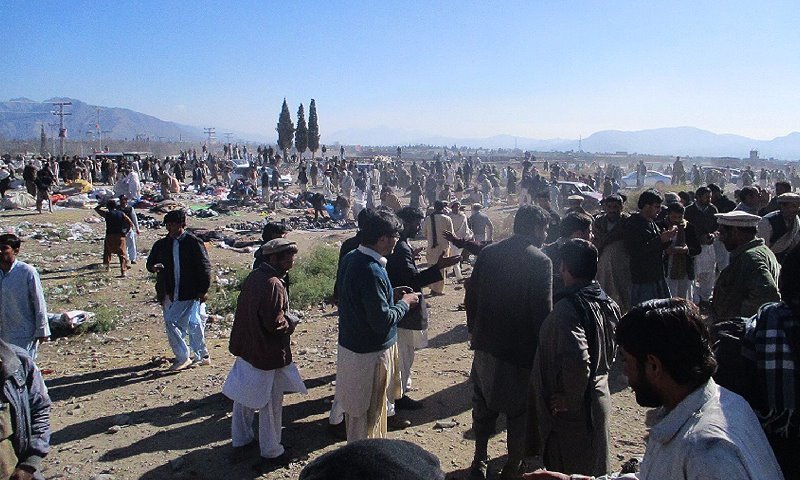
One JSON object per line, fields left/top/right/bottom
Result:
{"left": 620, "top": 170, "right": 671, "bottom": 189}
{"left": 231, "top": 165, "right": 292, "bottom": 187}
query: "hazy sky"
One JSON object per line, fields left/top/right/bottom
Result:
{"left": 2, "top": 1, "right": 799, "bottom": 141}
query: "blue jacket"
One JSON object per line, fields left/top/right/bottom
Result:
{"left": 337, "top": 249, "right": 409, "bottom": 353}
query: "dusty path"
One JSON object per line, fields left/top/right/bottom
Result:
{"left": 0, "top": 203, "right": 647, "bottom": 480}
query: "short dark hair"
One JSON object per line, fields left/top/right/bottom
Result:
{"left": 513, "top": 204, "right": 549, "bottom": 236}
{"left": 534, "top": 190, "right": 550, "bottom": 199}
{"left": 559, "top": 212, "right": 593, "bottom": 238}
{"left": 261, "top": 222, "right": 292, "bottom": 242}
{"left": 433, "top": 200, "right": 446, "bottom": 212}
{"left": 396, "top": 206, "right": 425, "bottom": 222}
{"left": 359, "top": 209, "right": 402, "bottom": 245}
{"left": 666, "top": 202, "right": 685, "bottom": 215}
{"left": 163, "top": 209, "right": 187, "bottom": 225}
{"left": 617, "top": 298, "right": 717, "bottom": 388}
{"left": 637, "top": 189, "right": 663, "bottom": 209}
{"left": 0, "top": 233, "right": 21, "bottom": 250}
{"left": 740, "top": 186, "right": 759, "bottom": 200}
{"left": 695, "top": 186, "right": 711, "bottom": 197}
{"left": 707, "top": 183, "right": 721, "bottom": 193}
{"left": 560, "top": 238, "right": 598, "bottom": 280}
{"left": 776, "top": 181, "right": 791, "bottom": 192}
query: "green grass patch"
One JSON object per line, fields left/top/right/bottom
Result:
{"left": 207, "top": 244, "right": 338, "bottom": 315}
{"left": 77, "top": 304, "right": 119, "bottom": 334}
{"left": 289, "top": 245, "right": 338, "bottom": 310}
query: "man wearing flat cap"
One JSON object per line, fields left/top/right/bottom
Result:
{"left": 146, "top": 209, "right": 211, "bottom": 371}
{"left": 758, "top": 192, "right": 800, "bottom": 263}
{"left": 223, "top": 238, "right": 307, "bottom": 467}
{"left": 712, "top": 211, "right": 781, "bottom": 321}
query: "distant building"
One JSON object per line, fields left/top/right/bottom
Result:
{"left": 749, "top": 149, "right": 759, "bottom": 161}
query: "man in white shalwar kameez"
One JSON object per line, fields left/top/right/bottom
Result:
{"left": 223, "top": 239, "right": 307, "bottom": 465}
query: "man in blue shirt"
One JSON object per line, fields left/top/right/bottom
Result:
{"left": 0, "top": 234, "right": 49, "bottom": 359}
{"left": 333, "top": 209, "right": 420, "bottom": 441}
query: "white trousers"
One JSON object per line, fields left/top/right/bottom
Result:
{"left": 232, "top": 392, "right": 285, "bottom": 459}
{"left": 125, "top": 230, "right": 137, "bottom": 262}
{"left": 667, "top": 278, "right": 693, "bottom": 301}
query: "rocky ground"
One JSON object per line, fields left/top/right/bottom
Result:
{"left": 0, "top": 197, "right": 648, "bottom": 480}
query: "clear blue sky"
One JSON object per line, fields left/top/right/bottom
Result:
{"left": 1, "top": 0, "right": 798, "bottom": 141}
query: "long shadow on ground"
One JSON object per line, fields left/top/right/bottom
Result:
{"left": 46, "top": 363, "right": 156, "bottom": 402}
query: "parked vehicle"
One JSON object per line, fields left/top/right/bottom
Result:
{"left": 620, "top": 170, "right": 671, "bottom": 189}
{"left": 557, "top": 181, "right": 603, "bottom": 211}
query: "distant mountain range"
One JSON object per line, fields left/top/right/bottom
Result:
{"left": 2, "top": 98, "right": 799, "bottom": 159}
{"left": 329, "top": 126, "right": 800, "bottom": 160}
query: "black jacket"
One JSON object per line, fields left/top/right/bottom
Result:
{"left": 624, "top": 212, "right": 668, "bottom": 284}
{"left": 146, "top": 232, "right": 211, "bottom": 303}
{"left": 386, "top": 237, "right": 442, "bottom": 330}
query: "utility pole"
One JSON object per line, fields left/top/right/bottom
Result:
{"left": 224, "top": 132, "right": 233, "bottom": 144}
{"left": 50, "top": 101, "right": 72, "bottom": 157}
{"left": 203, "top": 127, "right": 216, "bottom": 148}
{"left": 95, "top": 108, "right": 102, "bottom": 152}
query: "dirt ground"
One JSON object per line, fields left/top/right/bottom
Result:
{"left": 0, "top": 196, "right": 648, "bottom": 480}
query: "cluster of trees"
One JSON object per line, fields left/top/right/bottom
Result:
{"left": 276, "top": 98, "right": 320, "bottom": 160}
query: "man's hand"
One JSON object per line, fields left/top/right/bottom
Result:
{"left": 660, "top": 225, "right": 678, "bottom": 242}
{"left": 198, "top": 293, "right": 208, "bottom": 303}
{"left": 443, "top": 230, "right": 458, "bottom": 243}
{"left": 401, "top": 292, "right": 420, "bottom": 309}
{"left": 10, "top": 466, "right": 36, "bottom": 480}
{"left": 435, "top": 252, "right": 461, "bottom": 269}
{"left": 394, "top": 286, "right": 413, "bottom": 299}
{"left": 548, "top": 394, "right": 567, "bottom": 416}
{"left": 523, "top": 470, "right": 571, "bottom": 480}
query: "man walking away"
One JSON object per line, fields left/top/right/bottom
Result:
{"left": 94, "top": 199, "right": 134, "bottom": 277}
{"left": 423, "top": 201, "right": 454, "bottom": 296}
{"left": 118, "top": 195, "right": 140, "bottom": 264}
{"left": 466, "top": 205, "right": 553, "bottom": 480}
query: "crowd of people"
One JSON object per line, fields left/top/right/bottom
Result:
{"left": 1, "top": 147, "right": 800, "bottom": 479}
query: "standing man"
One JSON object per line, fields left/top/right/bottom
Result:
{"left": 529, "top": 239, "right": 620, "bottom": 477}
{"left": 713, "top": 211, "right": 780, "bottom": 322}
{"left": 593, "top": 194, "right": 631, "bottom": 313}
{"left": 468, "top": 203, "right": 494, "bottom": 243}
{"left": 334, "top": 209, "right": 420, "bottom": 441}
{"left": 387, "top": 207, "right": 460, "bottom": 411}
{"left": 758, "top": 192, "right": 800, "bottom": 264}
{"left": 223, "top": 239, "right": 307, "bottom": 467}
{"left": 684, "top": 187, "right": 719, "bottom": 304}
{"left": 0, "top": 337, "right": 51, "bottom": 480}
{"left": 94, "top": 199, "right": 134, "bottom": 277}
{"left": 466, "top": 205, "right": 553, "bottom": 480}
{"left": 146, "top": 210, "right": 211, "bottom": 371}
{"left": 34, "top": 165, "right": 54, "bottom": 214}
{"left": 527, "top": 298, "right": 785, "bottom": 480}
{"left": 624, "top": 190, "right": 676, "bottom": 306}
{"left": 659, "top": 203, "right": 701, "bottom": 301}
{"left": 423, "top": 201, "right": 454, "bottom": 296}
{"left": 542, "top": 212, "right": 593, "bottom": 296}
{"left": 535, "top": 190, "right": 561, "bottom": 244}
{"left": 0, "top": 234, "right": 49, "bottom": 358}
{"left": 118, "top": 195, "right": 140, "bottom": 265}
{"left": 447, "top": 201, "right": 472, "bottom": 282}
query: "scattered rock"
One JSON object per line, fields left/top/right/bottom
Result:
{"left": 106, "top": 425, "right": 121, "bottom": 434}
{"left": 433, "top": 419, "right": 459, "bottom": 430}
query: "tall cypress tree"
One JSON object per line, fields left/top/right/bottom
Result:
{"left": 276, "top": 98, "right": 295, "bottom": 161}
{"left": 295, "top": 103, "right": 308, "bottom": 160}
{"left": 307, "top": 99, "right": 320, "bottom": 159}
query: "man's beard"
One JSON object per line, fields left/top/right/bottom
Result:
{"left": 632, "top": 368, "right": 662, "bottom": 408}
